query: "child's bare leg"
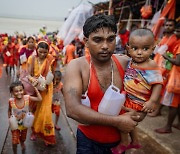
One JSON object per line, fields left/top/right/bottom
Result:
{"left": 30, "top": 129, "right": 36, "bottom": 141}
{"left": 120, "top": 132, "right": 129, "bottom": 146}
{"left": 20, "top": 141, "right": 26, "bottom": 154}
{"left": 20, "top": 141, "right": 25, "bottom": 149}
{"left": 129, "top": 128, "right": 141, "bottom": 149}
{"left": 129, "top": 128, "right": 138, "bottom": 144}
{"left": 12, "top": 144, "right": 17, "bottom": 154}
{"left": 20, "top": 129, "right": 27, "bottom": 153}
{"left": 148, "top": 97, "right": 162, "bottom": 117}
{"left": 111, "top": 133, "right": 129, "bottom": 153}
{"left": 55, "top": 115, "right": 61, "bottom": 130}
{"left": 55, "top": 115, "right": 59, "bottom": 126}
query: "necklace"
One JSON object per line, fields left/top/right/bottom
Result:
{"left": 37, "top": 58, "right": 43, "bottom": 65}
{"left": 94, "top": 60, "right": 113, "bottom": 91}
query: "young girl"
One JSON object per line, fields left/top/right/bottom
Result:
{"left": 8, "top": 80, "right": 42, "bottom": 154}
{"left": 111, "top": 28, "right": 163, "bottom": 154}
{"left": 52, "top": 70, "right": 63, "bottom": 130}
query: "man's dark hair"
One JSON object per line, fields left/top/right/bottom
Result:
{"left": 71, "top": 40, "right": 76, "bottom": 45}
{"left": 37, "top": 41, "right": 49, "bottom": 50}
{"left": 129, "top": 28, "right": 154, "bottom": 41}
{"left": 9, "top": 80, "right": 24, "bottom": 93}
{"left": 54, "top": 70, "right": 62, "bottom": 78}
{"left": 166, "top": 19, "right": 176, "bottom": 25}
{"left": 83, "top": 14, "right": 117, "bottom": 38}
{"left": 175, "top": 22, "right": 180, "bottom": 29}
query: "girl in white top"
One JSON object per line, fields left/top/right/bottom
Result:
{"left": 8, "top": 80, "right": 42, "bottom": 154}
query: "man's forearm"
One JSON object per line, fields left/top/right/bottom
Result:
{"left": 66, "top": 102, "right": 118, "bottom": 127}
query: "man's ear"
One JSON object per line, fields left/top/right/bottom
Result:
{"left": 126, "top": 43, "right": 130, "bottom": 50}
{"left": 125, "top": 43, "right": 131, "bottom": 55}
{"left": 83, "top": 37, "right": 88, "bottom": 47}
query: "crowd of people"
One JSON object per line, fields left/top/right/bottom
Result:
{"left": 0, "top": 29, "right": 89, "bottom": 154}
{"left": 0, "top": 13, "right": 180, "bottom": 154}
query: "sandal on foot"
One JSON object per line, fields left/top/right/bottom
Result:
{"left": 111, "top": 144, "right": 128, "bottom": 154}
{"left": 128, "top": 143, "right": 142, "bottom": 149}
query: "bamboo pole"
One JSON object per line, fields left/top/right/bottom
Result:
{"left": 108, "top": 0, "right": 113, "bottom": 15}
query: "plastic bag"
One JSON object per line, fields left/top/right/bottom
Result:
{"left": 151, "top": 10, "right": 161, "bottom": 25}
{"left": 46, "top": 71, "right": 54, "bottom": 85}
{"left": 157, "top": 44, "right": 168, "bottom": 55}
{"left": 165, "top": 52, "right": 173, "bottom": 70}
{"left": 140, "top": 5, "right": 152, "bottom": 19}
{"left": 166, "top": 66, "right": 180, "bottom": 93}
{"left": 57, "top": 3, "right": 94, "bottom": 46}
{"left": 20, "top": 53, "right": 27, "bottom": 64}
{"left": 37, "top": 75, "right": 46, "bottom": 91}
{"left": 140, "top": 0, "right": 152, "bottom": 19}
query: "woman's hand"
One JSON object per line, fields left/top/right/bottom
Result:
{"left": 162, "top": 53, "right": 168, "bottom": 59}
{"left": 27, "top": 75, "right": 38, "bottom": 87}
{"left": 32, "top": 79, "right": 38, "bottom": 87}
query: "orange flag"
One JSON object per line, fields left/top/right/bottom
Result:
{"left": 152, "top": 0, "right": 176, "bottom": 39}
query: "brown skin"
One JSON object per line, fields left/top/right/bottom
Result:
{"left": 27, "top": 47, "right": 49, "bottom": 84}
{"left": 8, "top": 85, "right": 42, "bottom": 118}
{"left": 164, "top": 21, "right": 175, "bottom": 36}
{"left": 117, "top": 34, "right": 163, "bottom": 147}
{"left": 8, "top": 85, "right": 42, "bottom": 154}
{"left": 64, "top": 28, "right": 145, "bottom": 134}
{"left": 127, "top": 35, "right": 162, "bottom": 113}
{"left": 163, "top": 27, "right": 180, "bottom": 66}
{"left": 27, "top": 38, "right": 35, "bottom": 50}
{"left": 155, "top": 27, "right": 180, "bottom": 132}
{"left": 53, "top": 75, "right": 63, "bottom": 129}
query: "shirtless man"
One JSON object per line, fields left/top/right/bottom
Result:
{"left": 64, "top": 14, "right": 144, "bottom": 154}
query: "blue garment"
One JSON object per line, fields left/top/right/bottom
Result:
{"left": 76, "top": 129, "right": 122, "bottom": 154}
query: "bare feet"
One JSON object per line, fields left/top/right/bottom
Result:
{"left": 30, "top": 133, "right": 36, "bottom": 141}
{"left": 21, "top": 142, "right": 26, "bottom": 154}
{"left": 147, "top": 111, "right": 161, "bottom": 117}
{"left": 55, "top": 125, "right": 61, "bottom": 131}
{"left": 172, "top": 124, "right": 180, "bottom": 130}
{"left": 111, "top": 144, "right": 128, "bottom": 154}
{"left": 154, "top": 127, "right": 172, "bottom": 134}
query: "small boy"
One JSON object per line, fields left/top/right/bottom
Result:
{"left": 52, "top": 71, "right": 63, "bottom": 130}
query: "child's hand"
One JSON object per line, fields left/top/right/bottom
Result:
{"left": 141, "top": 101, "right": 155, "bottom": 113}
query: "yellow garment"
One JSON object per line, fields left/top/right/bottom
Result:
{"left": 27, "top": 55, "right": 55, "bottom": 144}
